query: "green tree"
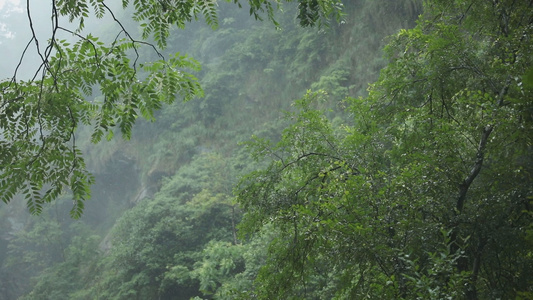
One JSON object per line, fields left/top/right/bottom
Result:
{"left": 236, "top": 1, "right": 533, "bottom": 298}
{"left": 2, "top": 204, "right": 101, "bottom": 299}
{"left": 18, "top": 231, "right": 101, "bottom": 300}
{"left": 0, "top": 0, "right": 344, "bottom": 218}
{"left": 69, "top": 153, "right": 241, "bottom": 299}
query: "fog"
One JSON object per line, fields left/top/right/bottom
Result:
{"left": 0, "top": 1, "right": 126, "bottom": 80}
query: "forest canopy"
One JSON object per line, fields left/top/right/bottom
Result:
{"left": 236, "top": 0, "right": 533, "bottom": 298}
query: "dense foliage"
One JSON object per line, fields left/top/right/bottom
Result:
{"left": 237, "top": 1, "right": 533, "bottom": 299}
{"left": 1, "top": 0, "right": 531, "bottom": 299}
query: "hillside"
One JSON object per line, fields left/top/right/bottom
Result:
{"left": 1, "top": 0, "right": 532, "bottom": 299}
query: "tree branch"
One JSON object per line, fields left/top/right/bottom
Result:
{"left": 456, "top": 124, "right": 493, "bottom": 213}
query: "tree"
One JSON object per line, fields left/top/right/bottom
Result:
{"left": 236, "top": 0, "right": 533, "bottom": 298}
{"left": 69, "top": 153, "right": 240, "bottom": 299}
{"left": 0, "top": 0, "right": 344, "bottom": 218}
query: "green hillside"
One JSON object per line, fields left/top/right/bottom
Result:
{"left": 1, "top": 0, "right": 531, "bottom": 299}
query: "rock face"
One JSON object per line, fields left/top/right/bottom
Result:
{"left": 99, "top": 231, "right": 113, "bottom": 254}
{"left": 98, "top": 156, "right": 172, "bottom": 252}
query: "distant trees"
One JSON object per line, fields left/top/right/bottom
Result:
{"left": 236, "top": 0, "right": 533, "bottom": 298}
{"left": 0, "top": 0, "right": 344, "bottom": 217}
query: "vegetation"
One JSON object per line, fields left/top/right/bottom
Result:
{"left": 0, "top": 0, "right": 343, "bottom": 218}
{"left": 237, "top": 1, "right": 533, "bottom": 298}
{"left": 0, "top": 0, "right": 531, "bottom": 299}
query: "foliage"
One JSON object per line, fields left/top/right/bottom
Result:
{"left": 1, "top": 1, "right": 491, "bottom": 299}
{"left": 19, "top": 233, "right": 101, "bottom": 300}
{"left": 0, "top": 44, "right": 202, "bottom": 217}
{"left": 1, "top": 208, "right": 101, "bottom": 300}
{"left": 0, "top": 0, "right": 343, "bottom": 217}
{"left": 65, "top": 153, "right": 240, "bottom": 299}
{"left": 236, "top": 1, "right": 533, "bottom": 298}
